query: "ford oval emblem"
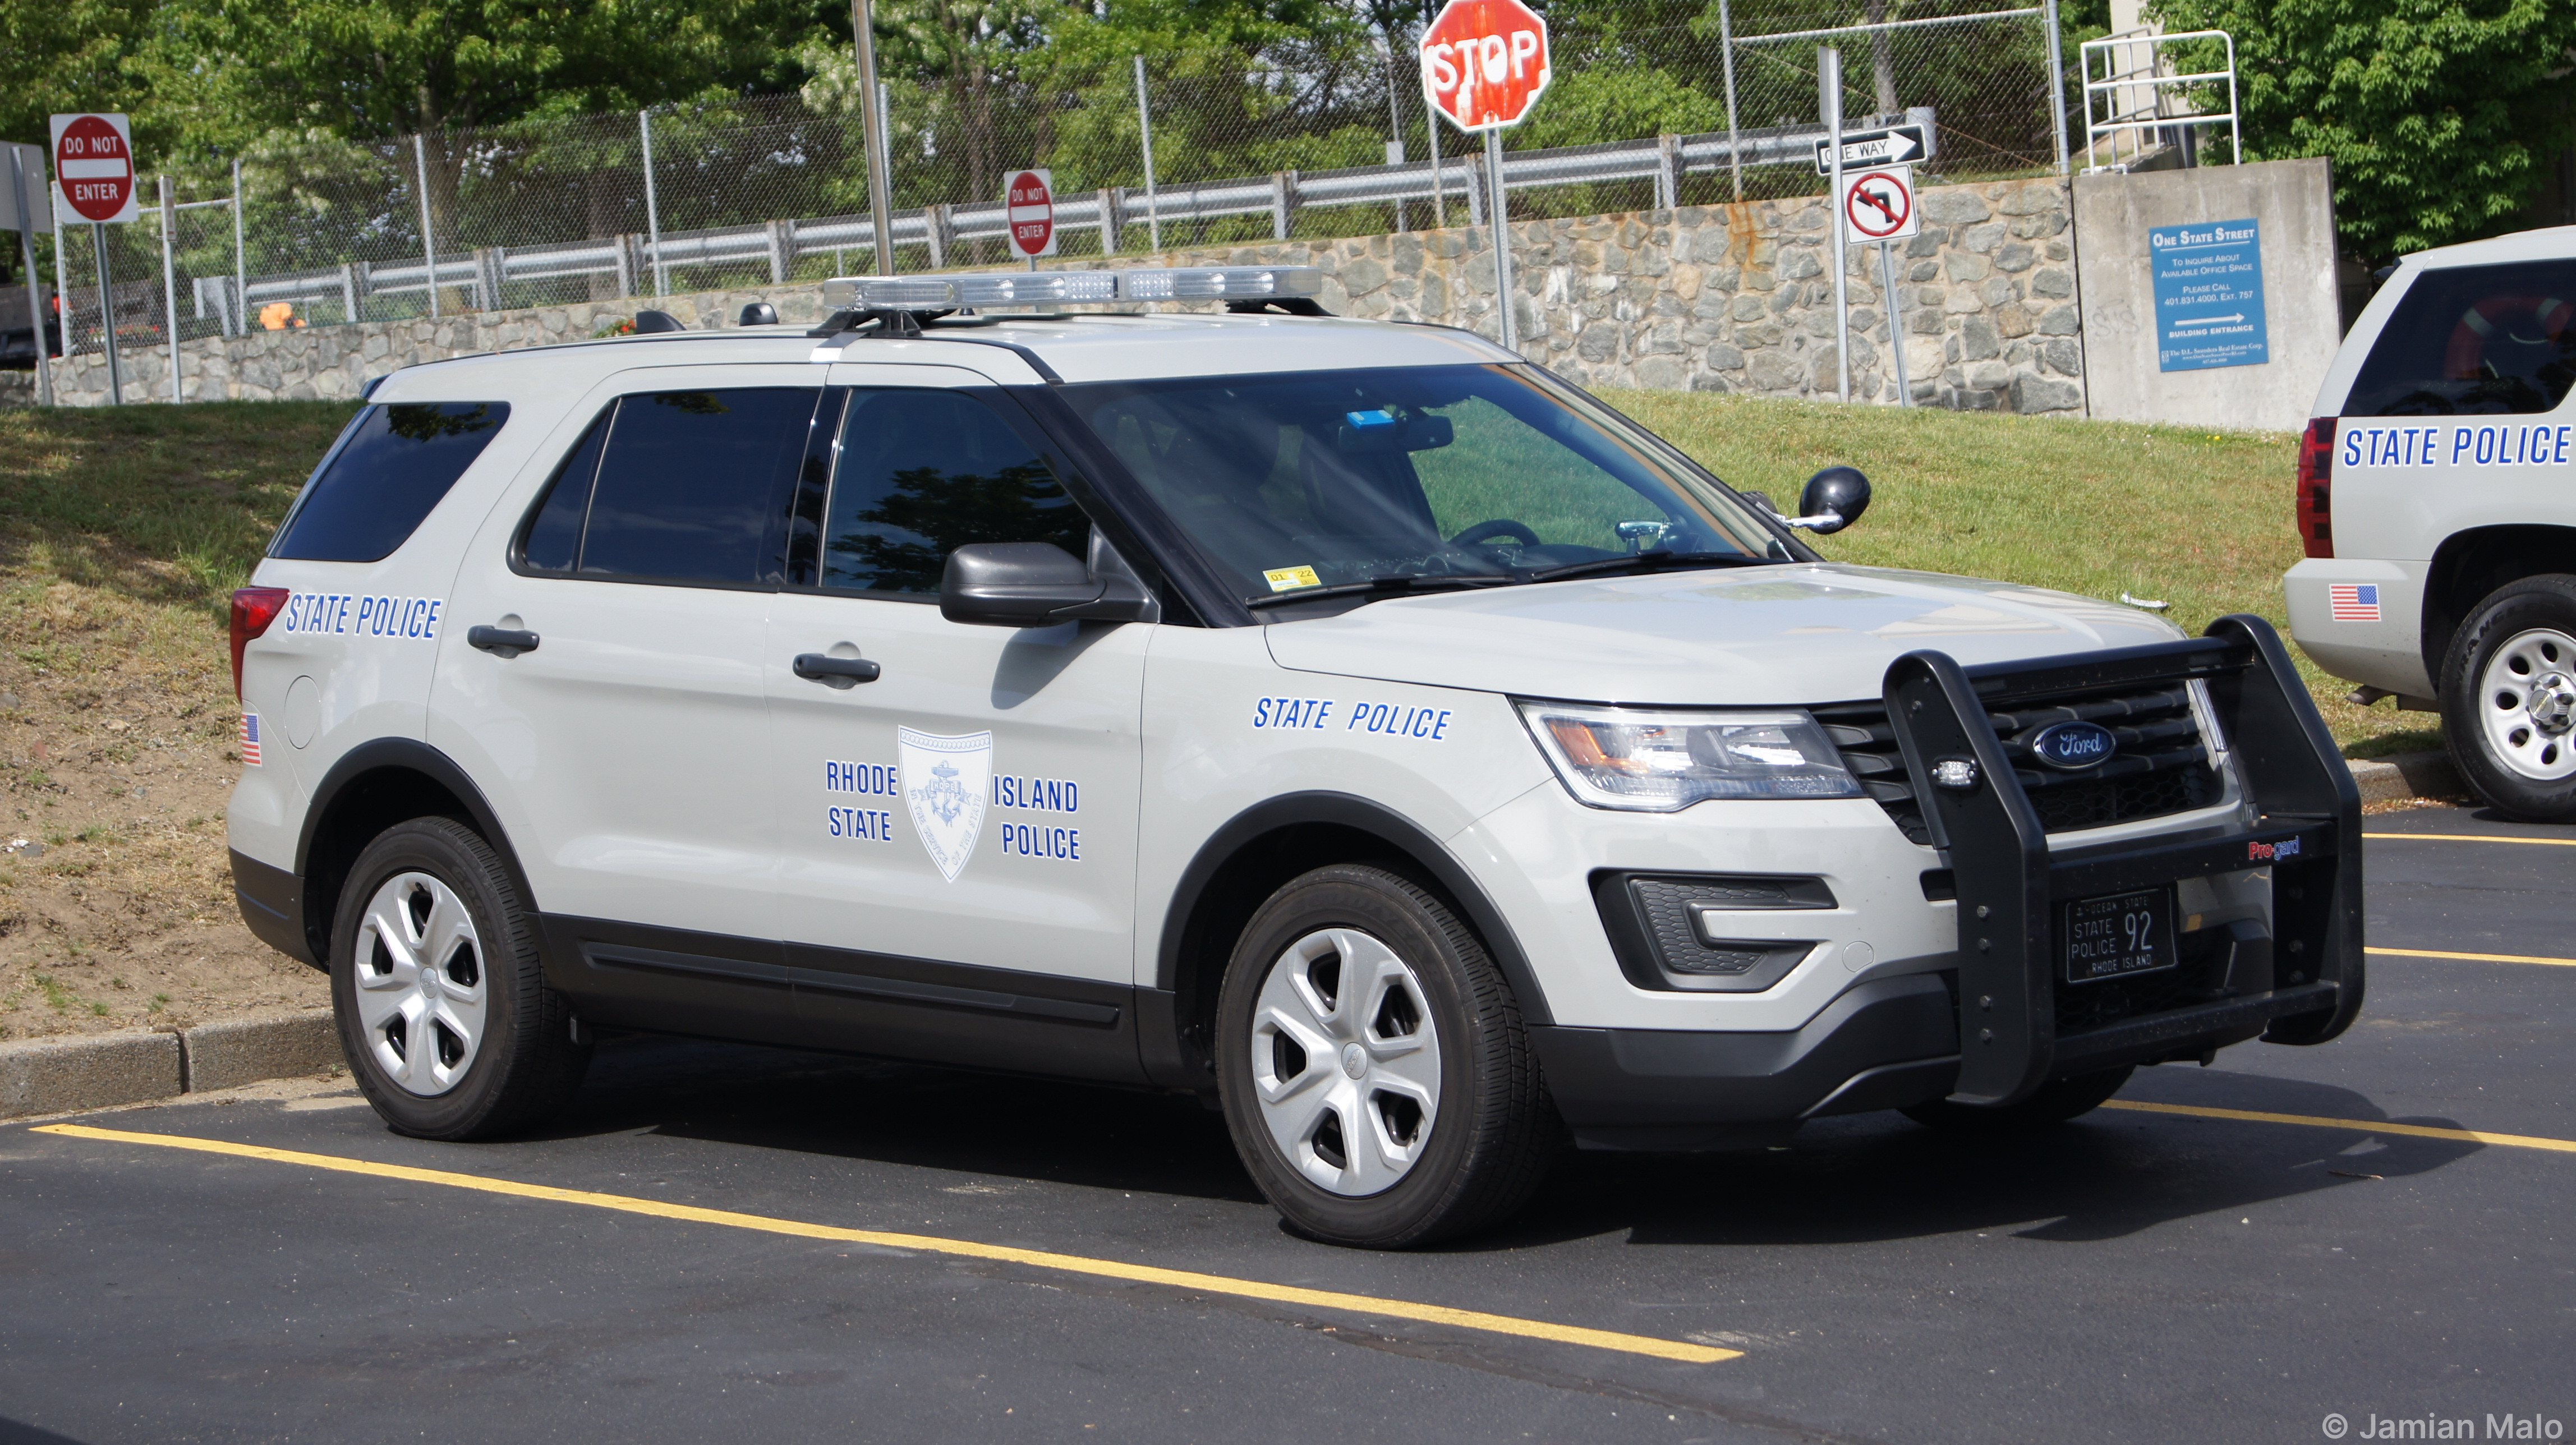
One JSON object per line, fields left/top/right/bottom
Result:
{"left": 2030, "top": 720, "right": 2118, "bottom": 770}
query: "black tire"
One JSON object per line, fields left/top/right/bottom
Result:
{"left": 2439, "top": 576, "right": 2576, "bottom": 821}
{"left": 1215, "top": 864, "right": 1553, "bottom": 1248}
{"left": 330, "top": 817, "right": 590, "bottom": 1140}
{"left": 1900, "top": 1065, "right": 2133, "bottom": 1135}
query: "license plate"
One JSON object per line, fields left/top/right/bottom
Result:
{"left": 2060, "top": 887, "right": 2178, "bottom": 984}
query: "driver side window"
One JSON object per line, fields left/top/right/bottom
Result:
{"left": 805, "top": 388, "right": 1092, "bottom": 597}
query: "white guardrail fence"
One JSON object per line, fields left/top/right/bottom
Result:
{"left": 200, "top": 108, "right": 1937, "bottom": 328}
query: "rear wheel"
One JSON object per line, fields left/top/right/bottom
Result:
{"left": 1215, "top": 864, "right": 1552, "bottom": 1248}
{"left": 2441, "top": 576, "right": 2576, "bottom": 821}
{"left": 332, "top": 817, "right": 589, "bottom": 1140}
{"left": 1900, "top": 1066, "right": 2133, "bottom": 1135}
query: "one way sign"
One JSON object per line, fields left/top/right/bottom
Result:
{"left": 1814, "top": 123, "right": 1931, "bottom": 176}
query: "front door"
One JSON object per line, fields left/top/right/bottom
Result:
{"left": 763, "top": 369, "right": 1153, "bottom": 1080}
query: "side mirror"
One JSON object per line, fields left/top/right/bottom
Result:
{"left": 1788, "top": 466, "right": 1871, "bottom": 535}
{"left": 940, "top": 542, "right": 1155, "bottom": 627}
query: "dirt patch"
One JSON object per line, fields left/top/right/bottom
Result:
{"left": 0, "top": 584, "right": 326, "bottom": 1042}
{"left": 1, "top": 401, "right": 355, "bottom": 1043}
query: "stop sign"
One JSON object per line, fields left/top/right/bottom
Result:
{"left": 49, "top": 113, "right": 137, "bottom": 224}
{"left": 1419, "top": 0, "right": 1551, "bottom": 134}
{"left": 1005, "top": 168, "right": 1056, "bottom": 259}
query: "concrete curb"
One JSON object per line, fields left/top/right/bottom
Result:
{"left": 2346, "top": 749, "right": 2465, "bottom": 806}
{"left": 0, "top": 1009, "right": 343, "bottom": 1121}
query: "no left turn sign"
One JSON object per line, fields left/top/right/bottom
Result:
{"left": 1841, "top": 165, "right": 1918, "bottom": 245}
{"left": 49, "top": 112, "right": 137, "bottom": 225}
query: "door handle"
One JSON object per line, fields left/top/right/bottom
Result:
{"left": 467, "top": 625, "right": 540, "bottom": 654}
{"left": 793, "top": 653, "right": 881, "bottom": 684}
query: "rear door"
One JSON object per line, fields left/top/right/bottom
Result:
{"left": 430, "top": 367, "right": 822, "bottom": 1035}
{"left": 763, "top": 364, "right": 1153, "bottom": 1080}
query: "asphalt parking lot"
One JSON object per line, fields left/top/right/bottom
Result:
{"left": 3, "top": 803, "right": 2569, "bottom": 1445}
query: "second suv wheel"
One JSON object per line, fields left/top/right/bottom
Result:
{"left": 2440, "top": 576, "right": 2576, "bottom": 821}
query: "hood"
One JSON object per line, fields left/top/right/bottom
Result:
{"left": 1262, "top": 563, "right": 2189, "bottom": 705}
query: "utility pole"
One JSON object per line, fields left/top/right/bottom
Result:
{"left": 852, "top": 0, "right": 896, "bottom": 274}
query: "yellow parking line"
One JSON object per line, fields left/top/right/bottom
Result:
{"left": 2363, "top": 832, "right": 2576, "bottom": 847}
{"left": 2100, "top": 1100, "right": 2576, "bottom": 1153}
{"left": 31, "top": 1122, "right": 1735, "bottom": 1366}
{"left": 2369, "top": 945, "right": 2576, "bottom": 968}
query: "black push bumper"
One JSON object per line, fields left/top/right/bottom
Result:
{"left": 1534, "top": 615, "right": 2364, "bottom": 1147}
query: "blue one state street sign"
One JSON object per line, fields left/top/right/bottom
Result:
{"left": 2150, "top": 218, "right": 2268, "bottom": 372}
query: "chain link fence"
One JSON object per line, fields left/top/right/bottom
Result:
{"left": 20, "top": 0, "right": 2064, "bottom": 379}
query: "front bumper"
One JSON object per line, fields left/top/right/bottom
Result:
{"left": 1530, "top": 616, "right": 2363, "bottom": 1143}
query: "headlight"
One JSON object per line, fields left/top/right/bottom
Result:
{"left": 1516, "top": 701, "right": 1862, "bottom": 810}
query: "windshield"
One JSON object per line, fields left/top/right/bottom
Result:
{"left": 1060, "top": 363, "right": 1786, "bottom": 608}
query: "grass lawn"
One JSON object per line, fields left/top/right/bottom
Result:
{"left": 1604, "top": 389, "right": 2436, "bottom": 756}
{"left": 0, "top": 399, "right": 356, "bottom": 1039}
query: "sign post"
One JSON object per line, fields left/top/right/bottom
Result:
{"left": 3, "top": 141, "right": 53, "bottom": 406}
{"left": 1419, "top": 0, "right": 1550, "bottom": 351}
{"left": 51, "top": 112, "right": 138, "bottom": 405}
{"left": 1820, "top": 48, "right": 1847, "bottom": 403}
{"left": 1006, "top": 169, "right": 1056, "bottom": 267}
{"left": 1837, "top": 164, "right": 1920, "bottom": 408}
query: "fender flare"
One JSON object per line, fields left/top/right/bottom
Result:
{"left": 294, "top": 738, "right": 542, "bottom": 959}
{"left": 1154, "top": 791, "right": 1553, "bottom": 1027}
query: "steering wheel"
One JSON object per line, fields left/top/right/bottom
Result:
{"left": 1451, "top": 518, "right": 1542, "bottom": 549}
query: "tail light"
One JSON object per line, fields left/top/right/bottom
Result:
{"left": 229, "top": 587, "right": 290, "bottom": 700}
{"left": 2296, "top": 417, "right": 2335, "bottom": 558}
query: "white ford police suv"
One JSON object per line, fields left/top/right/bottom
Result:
{"left": 229, "top": 266, "right": 2363, "bottom": 1247}
{"left": 2285, "top": 226, "right": 2576, "bottom": 819}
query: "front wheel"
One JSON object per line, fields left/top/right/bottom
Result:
{"left": 2441, "top": 576, "right": 2576, "bottom": 821}
{"left": 1215, "top": 864, "right": 1553, "bottom": 1248}
{"left": 1900, "top": 1066, "right": 2133, "bottom": 1135}
{"left": 332, "top": 816, "right": 590, "bottom": 1140}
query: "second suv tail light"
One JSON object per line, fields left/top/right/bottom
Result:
{"left": 230, "top": 587, "right": 291, "bottom": 700}
{"left": 2297, "top": 417, "right": 2336, "bottom": 558}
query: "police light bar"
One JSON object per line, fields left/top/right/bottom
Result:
{"left": 821, "top": 266, "right": 1323, "bottom": 311}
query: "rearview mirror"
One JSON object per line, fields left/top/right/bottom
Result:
{"left": 1790, "top": 466, "right": 1870, "bottom": 535}
{"left": 940, "top": 542, "right": 1156, "bottom": 627}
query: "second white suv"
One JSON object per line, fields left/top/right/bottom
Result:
{"left": 2286, "top": 226, "right": 2576, "bottom": 817}
{"left": 229, "top": 268, "right": 2365, "bottom": 1246}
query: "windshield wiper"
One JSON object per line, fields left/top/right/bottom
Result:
{"left": 1245, "top": 573, "right": 1515, "bottom": 610}
{"left": 1525, "top": 549, "right": 1777, "bottom": 583}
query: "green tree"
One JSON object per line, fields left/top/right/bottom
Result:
{"left": 0, "top": 0, "right": 158, "bottom": 156}
{"left": 2152, "top": 0, "right": 2576, "bottom": 264}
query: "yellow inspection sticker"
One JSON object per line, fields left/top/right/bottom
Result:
{"left": 1264, "top": 565, "right": 1322, "bottom": 592}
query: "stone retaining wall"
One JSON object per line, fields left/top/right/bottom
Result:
{"left": 17, "top": 174, "right": 2082, "bottom": 415}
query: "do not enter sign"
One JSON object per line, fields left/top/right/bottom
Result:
{"left": 1420, "top": 0, "right": 1551, "bottom": 133}
{"left": 50, "top": 113, "right": 137, "bottom": 225}
{"left": 1005, "top": 169, "right": 1056, "bottom": 259}
{"left": 1841, "top": 165, "right": 1919, "bottom": 245}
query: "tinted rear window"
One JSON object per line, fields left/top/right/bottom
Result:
{"left": 271, "top": 403, "right": 510, "bottom": 562}
{"left": 518, "top": 388, "right": 818, "bottom": 586}
{"left": 2347, "top": 259, "right": 2576, "bottom": 417}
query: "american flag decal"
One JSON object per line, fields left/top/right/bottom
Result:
{"left": 2327, "top": 583, "right": 2381, "bottom": 623}
{"left": 240, "top": 713, "right": 263, "bottom": 766}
